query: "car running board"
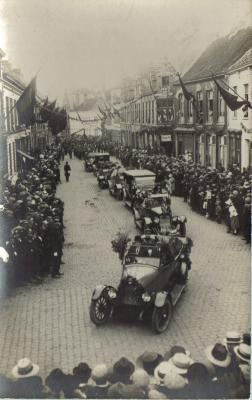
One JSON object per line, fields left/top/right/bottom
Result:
{"left": 170, "top": 284, "right": 186, "bottom": 307}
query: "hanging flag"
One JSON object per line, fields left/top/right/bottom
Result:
{"left": 212, "top": 76, "right": 251, "bottom": 111}
{"left": 178, "top": 73, "right": 195, "bottom": 105}
{"left": 39, "top": 98, "right": 57, "bottom": 123}
{"left": 15, "top": 77, "right": 36, "bottom": 126}
{"left": 40, "top": 97, "right": 48, "bottom": 122}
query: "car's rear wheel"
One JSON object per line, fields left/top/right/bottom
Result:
{"left": 151, "top": 300, "right": 172, "bottom": 333}
{"left": 89, "top": 296, "right": 112, "bottom": 325}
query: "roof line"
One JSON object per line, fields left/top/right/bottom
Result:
{"left": 228, "top": 63, "right": 252, "bottom": 74}
{"left": 174, "top": 73, "right": 225, "bottom": 86}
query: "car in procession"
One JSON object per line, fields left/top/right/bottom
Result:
{"left": 89, "top": 234, "right": 192, "bottom": 333}
{"left": 108, "top": 167, "right": 125, "bottom": 200}
{"left": 123, "top": 170, "right": 156, "bottom": 208}
{"left": 84, "top": 152, "right": 110, "bottom": 173}
{"left": 133, "top": 192, "right": 187, "bottom": 237}
{"left": 97, "top": 167, "right": 112, "bottom": 189}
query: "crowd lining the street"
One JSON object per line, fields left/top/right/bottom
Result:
{"left": 0, "top": 331, "right": 250, "bottom": 398}
{"left": 0, "top": 135, "right": 250, "bottom": 399}
{"left": 0, "top": 143, "right": 65, "bottom": 297}
{"left": 70, "top": 135, "right": 251, "bottom": 244}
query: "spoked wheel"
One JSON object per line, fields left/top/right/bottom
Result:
{"left": 151, "top": 300, "right": 173, "bottom": 333}
{"left": 89, "top": 296, "right": 112, "bottom": 325}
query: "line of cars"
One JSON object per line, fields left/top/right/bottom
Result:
{"left": 84, "top": 152, "right": 193, "bottom": 333}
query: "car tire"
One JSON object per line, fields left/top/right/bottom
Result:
{"left": 180, "top": 223, "right": 186, "bottom": 237}
{"left": 151, "top": 299, "right": 173, "bottom": 333}
{"left": 89, "top": 296, "right": 112, "bottom": 326}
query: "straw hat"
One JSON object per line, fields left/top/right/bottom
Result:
{"left": 163, "top": 370, "right": 188, "bottom": 390}
{"left": 223, "top": 331, "right": 241, "bottom": 347}
{"left": 167, "top": 353, "right": 194, "bottom": 375}
{"left": 12, "top": 358, "right": 40, "bottom": 379}
{"left": 131, "top": 368, "right": 150, "bottom": 388}
{"left": 205, "top": 343, "right": 231, "bottom": 368}
{"left": 233, "top": 343, "right": 250, "bottom": 364}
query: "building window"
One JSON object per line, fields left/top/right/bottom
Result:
{"left": 206, "top": 90, "right": 213, "bottom": 121}
{"left": 188, "top": 99, "right": 193, "bottom": 118}
{"left": 196, "top": 91, "right": 203, "bottom": 123}
{"left": 233, "top": 87, "right": 237, "bottom": 118}
{"left": 6, "top": 97, "right": 11, "bottom": 132}
{"left": 218, "top": 91, "right": 224, "bottom": 117}
{"left": 178, "top": 93, "right": 183, "bottom": 116}
{"left": 243, "top": 84, "right": 249, "bottom": 118}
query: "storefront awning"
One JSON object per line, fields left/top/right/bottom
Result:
{"left": 16, "top": 149, "right": 35, "bottom": 160}
{"left": 174, "top": 127, "right": 195, "bottom": 133}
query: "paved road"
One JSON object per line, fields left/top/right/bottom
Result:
{"left": 0, "top": 156, "right": 250, "bottom": 378}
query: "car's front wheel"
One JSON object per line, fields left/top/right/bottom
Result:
{"left": 151, "top": 300, "right": 172, "bottom": 333}
{"left": 89, "top": 296, "right": 112, "bottom": 325}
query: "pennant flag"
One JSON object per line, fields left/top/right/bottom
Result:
{"left": 178, "top": 73, "right": 195, "bottom": 104}
{"left": 212, "top": 76, "right": 251, "bottom": 111}
{"left": 15, "top": 77, "right": 36, "bottom": 126}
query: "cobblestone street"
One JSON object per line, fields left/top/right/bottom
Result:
{"left": 0, "top": 156, "right": 250, "bottom": 378}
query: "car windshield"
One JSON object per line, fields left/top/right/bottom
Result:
{"left": 124, "top": 264, "right": 158, "bottom": 280}
{"left": 135, "top": 176, "right": 156, "bottom": 190}
{"left": 145, "top": 197, "right": 164, "bottom": 208}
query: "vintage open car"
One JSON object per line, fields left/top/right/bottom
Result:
{"left": 108, "top": 167, "right": 125, "bottom": 200}
{"left": 97, "top": 167, "right": 113, "bottom": 189}
{"left": 84, "top": 152, "right": 110, "bottom": 173}
{"left": 123, "top": 170, "right": 156, "bottom": 208}
{"left": 133, "top": 193, "right": 187, "bottom": 237}
{"left": 90, "top": 234, "right": 192, "bottom": 333}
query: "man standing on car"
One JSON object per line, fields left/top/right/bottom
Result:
{"left": 64, "top": 161, "right": 71, "bottom": 182}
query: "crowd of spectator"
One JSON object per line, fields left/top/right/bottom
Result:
{"left": 0, "top": 144, "right": 65, "bottom": 297}
{"left": 0, "top": 331, "right": 250, "bottom": 398}
{"left": 109, "top": 145, "right": 251, "bottom": 244}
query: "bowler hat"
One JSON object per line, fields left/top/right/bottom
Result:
{"left": 73, "top": 362, "right": 91, "bottom": 383}
{"left": 242, "top": 333, "right": 251, "bottom": 346}
{"left": 136, "top": 352, "right": 163, "bottom": 375}
{"left": 112, "top": 357, "right": 135, "bottom": 383}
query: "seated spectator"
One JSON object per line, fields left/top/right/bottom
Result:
{"left": 131, "top": 368, "right": 150, "bottom": 392}
{"left": 45, "top": 368, "right": 66, "bottom": 398}
{"left": 84, "top": 363, "right": 110, "bottom": 399}
{"left": 109, "top": 357, "right": 134, "bottom": 384}
{"left": 11, "top": 358, "right": 44, "bottom": 399}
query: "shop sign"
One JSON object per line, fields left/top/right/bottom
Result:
{"left": 161, "top": 134, "right": 172, "bottom": 142}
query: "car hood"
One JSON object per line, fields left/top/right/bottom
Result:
{"left": 125, "top": 262, "right": 177, "bottom": 292}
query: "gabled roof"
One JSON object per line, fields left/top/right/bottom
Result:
{"left": 182, "top": 27, "right": 252, "bottom": 82}
{"left": 228, "top": 47, "right": 252, "bottom": 72}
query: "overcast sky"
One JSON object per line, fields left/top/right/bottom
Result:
{"left": 0, "top": 0, "right": 251, "bottom": 102}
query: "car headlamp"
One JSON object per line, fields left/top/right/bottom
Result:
{"left": 142, "top": 293, "right": 151, "bottom": 302}
{"left": 108, "top": 289, "right": 117, "bottom": 299}
{"left": 154, "top": 217, "right": 160, "bottom": 224}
